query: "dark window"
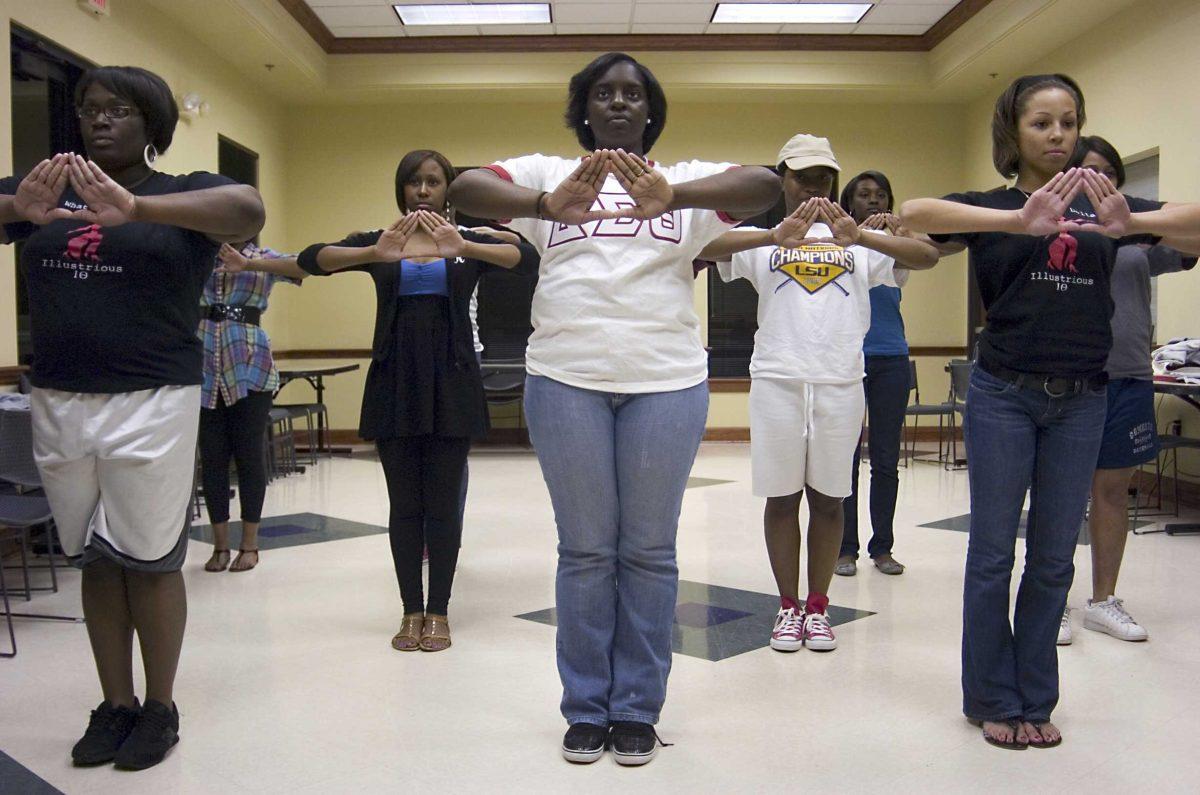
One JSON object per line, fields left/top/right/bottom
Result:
{"left": 218, "top": 135, "right": 258, "bottom": 188}
{"left": 9, "top": 26, "right": 91, "bottom": 365}
{"left": 706, "top": 176, "right": 786, "bottom": 377}
{"left": 457, "top": 189, "right": 537, "bottom": 361}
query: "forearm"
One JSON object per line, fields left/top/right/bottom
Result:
{"left": 857, "top": 232, "right": 939, "bottom": 270}
{"left": 448, "top": 170, "right": 542, "bottom": 220}
{"left": 899, "top": 198, "right": 1022, "bottom": 235}
{"left": 245, "top": 256, "right": 307, "bottom": 280}
{"left": 134, "top": 185, "right": 265, "bottom": 241}
{"left": 462, "top": 241, "right": 521, "bottom": 269}
{"left": 1158, "top": 236, "right": 1200, "bottom": 256}
{"left": 0, "top": 195, "right": 21, "bottom": 225}
{"left": 698, "top": 229, "right": 776, "bottom": 260}
{"left": 1127, "top": 204, "right": 1200, "bottom": 239}
{"left": 668, "top": 166, "right": 779, "bottom": 217}
{"left": 312, "top": 245, "right": 380, "bottom": 273}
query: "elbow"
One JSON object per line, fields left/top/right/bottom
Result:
{"left": 232, "top": 186, "right": 266, "bottom": 239}
{"left": 898, "top": 200, "right": 921, "bottom": 230}
{"left": 746, "top": 167, "right": 782, "bottom": 212}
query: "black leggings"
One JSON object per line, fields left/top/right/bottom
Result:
{"left": 377, "top": 434, "right": 470, "bottom": 616}
{"left": 198, "top": 391, "right": 273, "bottom": 525}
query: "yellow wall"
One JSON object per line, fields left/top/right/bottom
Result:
{"left": 275, "top": 99, "right": 970, "bottom": 429}
{"left": 960, "top": 0, "right": 1200, "bottom": 456}
{"left": 0, "top": 0, "right": 290, "bottom": 364}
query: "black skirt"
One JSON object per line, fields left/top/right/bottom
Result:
{"left": 358, "top": 295, "right": 487, "bottom": 441}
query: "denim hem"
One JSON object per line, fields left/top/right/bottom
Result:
{"left": 609, "top": 712, "right": 658, "bottom": 725}
{"left": 964, "top": 710, "right": 1023, "bottom": 723}
{"left": 564, "top": 716, "right": 609, "bottom": 728}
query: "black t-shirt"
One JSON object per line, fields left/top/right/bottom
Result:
{"left": 1, "top": 170, "right": 234, "bottom": 393}
{"left": 930, "top": 188, "right": 1162, "bottom": 376}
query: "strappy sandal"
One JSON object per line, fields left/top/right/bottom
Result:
{"left": 968, "top": 718, "right": 1028, "bottom": 750}
{"left": 1023, "top": 721, "right": 1063, "bottom": 749}
{"left": 229, "top": 548, "right": 259, "bottom": 573}
{"left": 204, "top": 549, "right": 231, "bottom": 572}
{"left": 391, "top": 613, "right": 424, "bottom": 651}
{"left": 419, "top": 615, "right": 451, "bottom": 652}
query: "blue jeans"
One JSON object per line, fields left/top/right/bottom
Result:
{"left": 962, "top": 366, "right": 1106, "bottom": 723}
{"left": 524, "top": 375, "right": 709, "bottom": 727}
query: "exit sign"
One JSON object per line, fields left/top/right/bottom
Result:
{"left": 79, "top": 0, "right": 110, "bottom": 15}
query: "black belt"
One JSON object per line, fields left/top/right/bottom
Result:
{"left": 205, "top": 305, "right": 261, "bottom": 325}
{"left": 979, "top": 359, "right": 1107, "bottom": 397}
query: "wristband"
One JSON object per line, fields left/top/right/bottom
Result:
{"left": 535, "top": 191, "right": 549, "bottom": 221}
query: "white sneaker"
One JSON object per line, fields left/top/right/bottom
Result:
{"left": 1083, "top": 596, "right": 1149, "bottom": 641}
{"left": 1057, "top": 607, "right": 1073, "bottom": 646}
{"left": 802, "top": 611, "right": 837, "bottom": 651}
{"left": 770, "top": 607, "right": 804, "bottom": 652}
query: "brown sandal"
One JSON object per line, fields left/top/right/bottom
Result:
{"left": 204, "top": 549, "right": 231, "bottom": 572}
{"left": 391, "top": 613, "right": 424, "bottom": 651}
{"left": 419, "top": 615, "right": 451, "bottom": 652}
{"left": 230, "top": 548, "right": 259, "bottom": 573}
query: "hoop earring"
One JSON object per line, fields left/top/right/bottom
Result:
{"left": 647, "top": 118, "right": 652, "bottom": 124}
{"left": 143, "top": 144, "right": 159, "bottom": 169}
{"left": 583, "top": 119, "right": 589, "bottom": 126}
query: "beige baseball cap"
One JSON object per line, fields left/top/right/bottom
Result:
{"left": 776, "top": 134, "right": 840, "bottom": 172}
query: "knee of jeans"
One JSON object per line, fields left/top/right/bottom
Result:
{"left": 966, "top": 549, "right": 1017, "bottom": 581}
{"left": 616, "top": 538, "right": 677, "bottom": 572}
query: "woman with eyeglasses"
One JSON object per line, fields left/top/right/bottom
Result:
{"left": 0, "top": 66, "right": 264, "bottom": 771}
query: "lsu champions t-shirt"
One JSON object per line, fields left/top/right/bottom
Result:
{"left": 1, "top": 170, "right": 234, "bottom": 393}
{"left": 486, "top": 154, "right": 741, "bottom": 393}
{"left": 720, "top": 224, "right": 907, "bottom": 383}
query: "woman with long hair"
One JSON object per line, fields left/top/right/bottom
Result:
{"left": 901, "top": 74, "right": 1200, "bottom": 749}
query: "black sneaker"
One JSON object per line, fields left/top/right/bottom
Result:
{"left": 113, "top": 699, "right": 179, "bottom": 770}
{"left": 72, "top": 700, "right": 140, "bottom": 765}
{"left": 609, "top": 721, "right": 669, "bottom": 766}
{"left": 561, "top": 722, "right": 608, "bottom": 764}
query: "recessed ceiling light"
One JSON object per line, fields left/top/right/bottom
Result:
{"left": 711, "top": 3, "right": 872, "bottom": 25}
{"left": 394, "top": 3, "right": 551, "bottom": 26}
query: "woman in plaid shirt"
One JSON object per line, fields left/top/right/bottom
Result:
{"left": 197, "top": 242, "right": 299, "bottom": 573}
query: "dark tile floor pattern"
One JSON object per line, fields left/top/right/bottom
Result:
{"left": 919, "top": 511, "right": 1157, "bottom": 546}
{"left": 517, "top": 579, "right": 874, "bottom": 662}
{"left": 189, "top": 512, "right": 387, "bottom": 550}
{"left": 0, "top": 750, "right": 62, "bottom": 795}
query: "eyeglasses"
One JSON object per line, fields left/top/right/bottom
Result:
{"left": 75, "top": 104, "right": 134, "bottom": 121}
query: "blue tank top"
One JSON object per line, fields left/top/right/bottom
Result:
{"left": 863, "top": 285, "right": 908, "bottom": 357}
{"left": 397, "top": 258, "right": 449, "bottom": 296}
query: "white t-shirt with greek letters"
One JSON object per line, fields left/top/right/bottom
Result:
{"left": 486, "top": 154, "right": 740, "bottom": 393}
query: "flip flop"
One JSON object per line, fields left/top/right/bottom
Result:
{"left": 229, "top": 548, "right": 259, "bottom": 573}
{"left": 204, "top": 549, "right": 230, "bottom": 572}
{"left": 968, "top": 718, "right": 1028, "bottom": 750}
{"left": 1024, "top": 721, "right": 1063, "bottom": 749}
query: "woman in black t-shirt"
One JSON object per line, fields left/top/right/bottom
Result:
{"left": 296, "top": 150, "right": 537, "bottom": 653}
{"left": 900, "top": 74, "right": 1200, "bottom": 750}
{"left": 0, "top": 66, "right": 264, "bottom": 770}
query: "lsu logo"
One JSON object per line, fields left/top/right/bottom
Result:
{"left": 770, "top": 244, "right": 854, "bottom": 295}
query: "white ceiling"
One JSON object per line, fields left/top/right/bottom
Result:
{"left": 306, "top": 1, "right": 961, "bottom": 38}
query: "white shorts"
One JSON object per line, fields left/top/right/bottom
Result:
{"left": 31, "top": 385, "right": 200, "bottom": 571}
{"left": 749, "top": 378, "right": 865, "bottom": 499}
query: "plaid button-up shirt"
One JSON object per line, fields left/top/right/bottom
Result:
{"left": 198, "top": 244, "right": 299, "bottom": 409}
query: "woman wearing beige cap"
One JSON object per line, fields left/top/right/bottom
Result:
{"left": 699, "top": 134, "right": 938, "bottom": 654}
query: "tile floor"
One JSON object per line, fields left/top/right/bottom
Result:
{"left": 2, "top": 444, "right": 1199, "bottom": 793}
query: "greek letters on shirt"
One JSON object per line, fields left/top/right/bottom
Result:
{"left": 546, "top": 191, "right": 683, "bottom": 248}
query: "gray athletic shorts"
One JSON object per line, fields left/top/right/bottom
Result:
{"left": 30, "top": 385, "right": 199, "bottom": 572}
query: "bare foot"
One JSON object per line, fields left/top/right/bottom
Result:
{"left": 981, "top": 720, "right": 1029, "bottom": 748}
{"left": 230, "top": 549, "right": 259, "bottom": 572}
{"left": 1022, "top": 720, "right": 1062, "bottom": 747}
{"left": 204, "top": 549, "right": 230, "bottom": 572}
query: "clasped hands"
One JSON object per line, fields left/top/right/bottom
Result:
{"left": 373, "top": 210, "right": 467, "bottom": 262}
{"left": 13, "top": 152, "right": 137, "bottom": 227}
{"left": 771, "top": 197, "right": 908, "bottom": 249}
{"left": 1016, "top": 167, "right": 1129, "bottom": 237}
{"left": 541, "top": 148, "right": 671, "bottom": 225}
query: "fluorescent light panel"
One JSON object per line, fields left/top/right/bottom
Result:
{"left": 711, "top": 3, "right": 873, "bottom": 25}
{"left": 394, "top": 3, "right": 551, "bottom": 26}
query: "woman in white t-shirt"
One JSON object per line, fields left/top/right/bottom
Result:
{"left": 699, "top": 135, "right": 938, "bottom": 655}
{"left": 450, "top": 52, "right": 779, "bottom": 766}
